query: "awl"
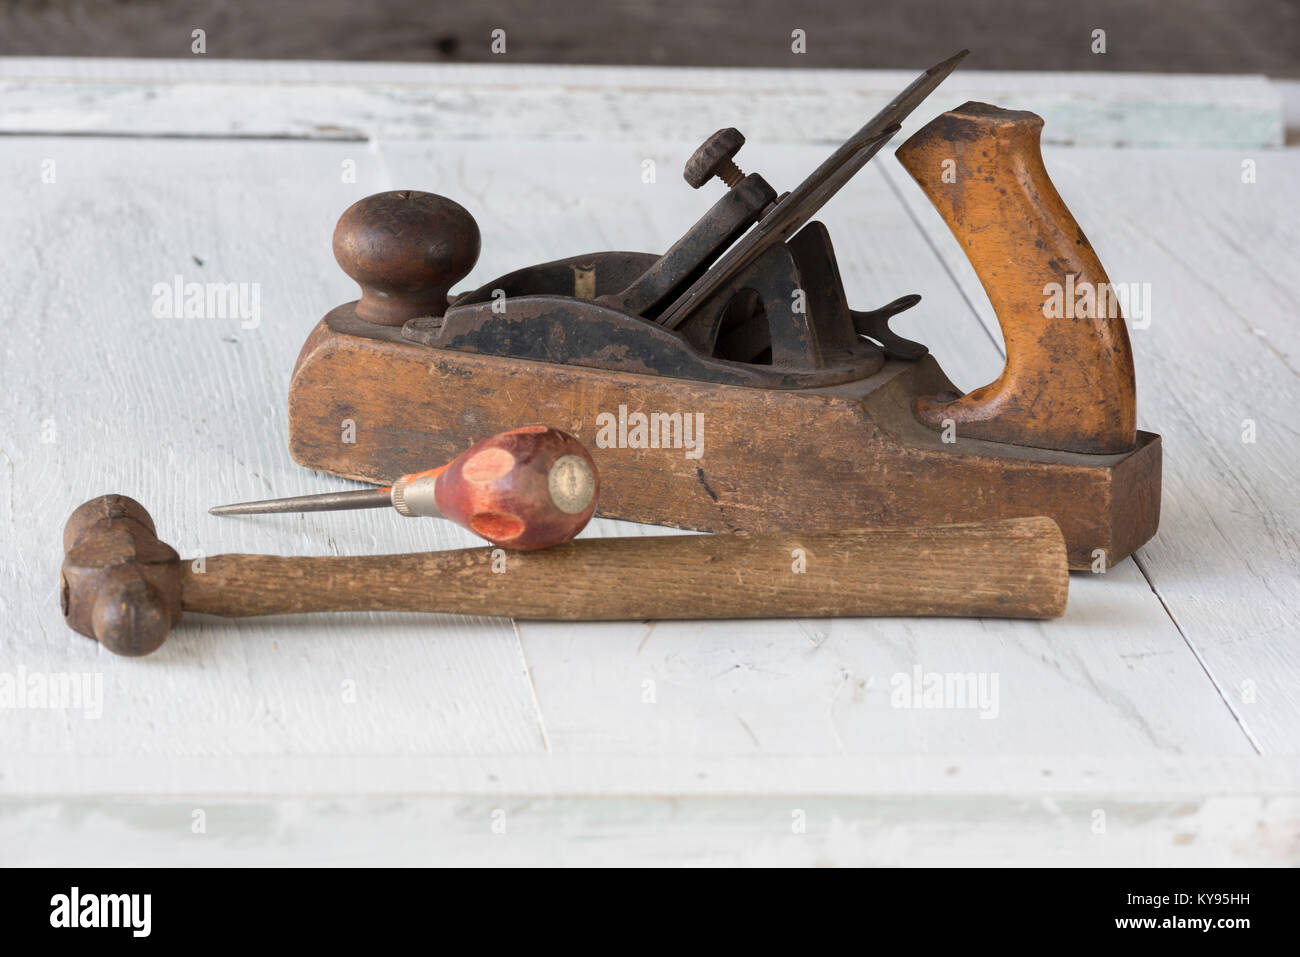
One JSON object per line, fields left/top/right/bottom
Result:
{"left": 210, "top": 426, "right": 598, "bottom": 550}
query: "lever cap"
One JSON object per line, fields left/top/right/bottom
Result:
{"left": 333, "top": 190, "right": 481, "bottom": 326}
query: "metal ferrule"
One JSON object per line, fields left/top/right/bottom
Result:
{"left": 390, "top": 473, "right": 442, "bottom": 518}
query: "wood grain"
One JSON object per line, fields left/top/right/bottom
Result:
{"left": 2, "top": 0, "right": 1295, "bottom": 76}
{"left": 179, "top": 518, "right": 1069, "bottom": 621}
{"left": 289, "top": 314, "right": 1160, "bottom": 569}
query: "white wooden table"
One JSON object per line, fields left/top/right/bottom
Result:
{"left": 1, "top": 59, "right": 1296, "bottom": 866}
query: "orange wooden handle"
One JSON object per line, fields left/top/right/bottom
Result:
{"left": 396, "top": 426, "right": 599, "bottom": 549}
{"left": 896, "top": 102, "right": 1137, "bottom": 454}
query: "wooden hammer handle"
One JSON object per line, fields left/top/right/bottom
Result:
{"left": 180, "top": 517, "right": 1068, "bottom": 621}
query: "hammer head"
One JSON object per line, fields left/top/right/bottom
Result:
{"left": 60, "top": 495, "right": 181, "bottom": 657}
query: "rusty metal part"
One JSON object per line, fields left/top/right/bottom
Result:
{"left": 327, "top": 53, "right": 967, "bottom": 388}
{"left": 399, "top": 290, "right": 881, "bottom": 388}
{"left": 60, "top": 495, "right": 182, "bottom": 657}
{"left": 853, "top": 294, "right": 928, "bottom": 360}
{"left": 210, "top": 487, "right": 393, "bottom": 516}
{"left": 595, "top": 173, "right": 776, "bottom": 318}
{"left": 655, "top": 49, "right": 968, "bottom": 331}
{"left": 684, "top": 127, "right": 747, "bottom": 189}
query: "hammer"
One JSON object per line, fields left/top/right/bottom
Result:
{"left": 60, "top": 495, "right": 1069, "bottom": 657}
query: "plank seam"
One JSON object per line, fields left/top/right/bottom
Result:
{"left": 511, "top": 619, "right": 553, "bottom": 753}
{"left": 1133, "top": 554, "right": 1264, "bottom": 755}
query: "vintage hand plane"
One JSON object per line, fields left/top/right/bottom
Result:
{"left": 289, "top": 51, "right": 1161, "bottom": 569}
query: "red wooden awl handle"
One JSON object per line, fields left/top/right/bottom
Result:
{"left": 389, "top": 426, "right": 599, "bottom": 549}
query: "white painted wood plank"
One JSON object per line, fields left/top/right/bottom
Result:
{"left": 514, "top": 566, "right": 1251, "bottom": 756}
{"left": 377, "top": 136, "right": 1251, "bottom": 757}
{"left": 880, "top": 148, "right": 1300, "bottom": 752}
{"left": 0, "top": 57, "right": 1282, "bottom": 147}
{"left": 0, "top": 137, "right": 548, "bottom": 756}
{"left": 3, "top": 794, "right": 1295, "bottom": 866}
{"left": 8, "top": 753, "right": 1299, "bottom": 797}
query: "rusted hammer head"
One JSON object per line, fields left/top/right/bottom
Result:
{"left": 60, "top": 495, "right": 181, "bottom": 657}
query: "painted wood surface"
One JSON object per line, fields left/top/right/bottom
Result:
{"left": 3, "top": 793, "right": 1296, "bottom": 867}
{"left": 0, "top": 59, "right": 1295, "bottom": 865}
{"left": 0, "top": 57, "right": 1283, "bottom": 148}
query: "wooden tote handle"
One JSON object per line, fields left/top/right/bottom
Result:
{"left": 180, "top": 517, "right": 1069, "bottom": 621}
{"left": 896, "top": 102, "right": 1137, "bottom": 454}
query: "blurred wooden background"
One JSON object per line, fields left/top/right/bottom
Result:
{"left": 2, "top": 0, "right": 1296, "bottom": 75}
